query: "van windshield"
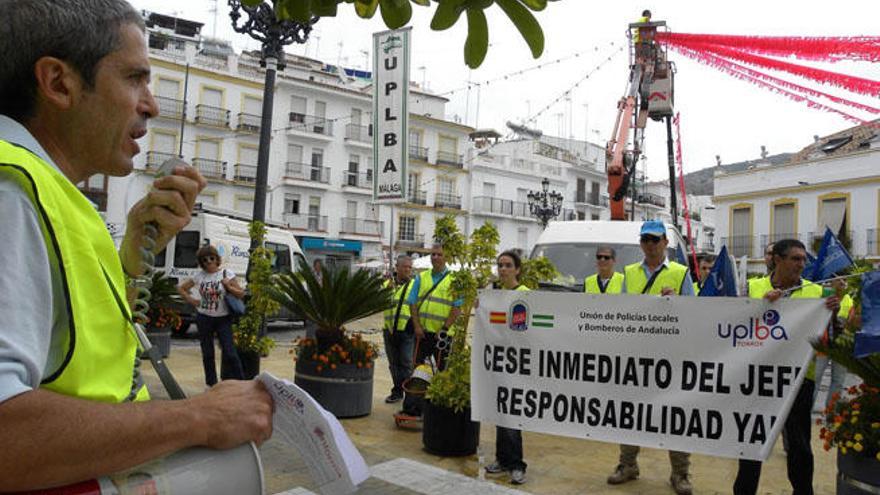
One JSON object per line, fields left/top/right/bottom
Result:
{"left": 531, "top": 243, "right": 676, "bottom": 287}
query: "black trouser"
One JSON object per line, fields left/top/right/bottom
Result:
{"left": 496, "top": 426, "right": 527, "bottom": 472}
{"left": 196, "top": 313, "right": 243, "bottom": 386}
{"left": 383, "top": 328, "right": 415, "bottom": 396}
{"left": 734, "top": 379, "right": 815, "bottom": 495}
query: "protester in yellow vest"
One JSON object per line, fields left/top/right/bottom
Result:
{"left": 484, "top": 250, "right": 530, "bottom": 485}
{"left": 734, "top": 239, "right": 839, "bottom": 495}
{"left": 408, "top": 244, "right": 463, "bottom": 369}
{"left": 610, "top": 220, "right": 694, "bottom": 495}
{"left": 693, "top": 254, "right": 715, "bottom": 295}
{"left": 382, "top": 255, "right": 415, "bottom": 404}
{"left": 584, "top": 245, "right": 625, "bottom": 294}
{"left": 0, "top": 2, "right": 272, "bottom": 489}
{"left": 632, "top": 9, "right": 652, "bottom": 43}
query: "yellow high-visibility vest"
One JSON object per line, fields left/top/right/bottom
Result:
{"left": 624, "top": 261, "right": 689, "bottom": 295}
{"left": 584, "top": 272, "right": 624, "bottom": 294}
{"left": 0, "top": 140, "right": 146, "bottom": 402}
{"left": 415, "top": 270, "right": 455, "bottom": 334}
{"left": 383, "top": 279, "right": 413, "bottom": 332}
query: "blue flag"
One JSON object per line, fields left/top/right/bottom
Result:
{"left": 803, "top": 250, "right": 817, "bottom": 279}
{"left": 675, "top": 243, "right": 688, "bottom": 267}
{"left": 808, "top": 227, "right": 853, "bottom": 282}
{"left": 854, "top": 270, "right": 880, "bottom": 358}
{"left": 699, "top": 246, "right": 738, "bottom": 297}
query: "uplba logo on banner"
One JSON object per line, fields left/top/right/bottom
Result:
{"left": 717, "top": 309, "right": 789, "bottom": 347}
{"left": 488, "top": 300, "right": 555, "bottom": 332}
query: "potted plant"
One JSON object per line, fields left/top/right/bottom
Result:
{"left": 420, "top": 217, "right": 557, "bottom": 455}
{"left": 227, "top": 222, "right": 278, "bottom": 379}
{"left": 812, "top": 260, "right": 880, "bottom": 494}
{"left": 272, "top": 260, "right": 393, "bottom": 418}
{"left": 143, "top": 270, "right": 183, "bottom": 358}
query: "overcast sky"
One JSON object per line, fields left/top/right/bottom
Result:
{"left": 131, "top": 0, "right": 880, "bottom": 181}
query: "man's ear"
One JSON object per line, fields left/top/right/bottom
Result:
{"left": 32, "top": 56, "right": 82, "bottom": 111}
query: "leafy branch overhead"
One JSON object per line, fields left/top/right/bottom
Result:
{"left": 241, "top": 0, "right": 557, "bottom": 68}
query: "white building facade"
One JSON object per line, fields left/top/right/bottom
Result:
{"left": 713, "top": 122, "right": 880, "bottom": 272}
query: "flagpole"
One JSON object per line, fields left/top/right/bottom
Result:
{"left": 780, "top": 272, "right": 869, "bottom": 295}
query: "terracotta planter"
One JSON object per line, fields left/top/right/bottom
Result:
{"left": 837, "top": 451, "right": 880, "bottom": 494}
{"left": 294, "top": 359, "right": 373, "bottom": 418}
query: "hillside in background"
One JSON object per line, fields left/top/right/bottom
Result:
{"left": 660, "top": 153, "right": 794, "bottom": 196}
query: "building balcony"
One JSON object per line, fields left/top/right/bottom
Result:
{"left": 340, "top": 217, "right": 384, "bottom": 237}
{"left": 869, "top": 228, "right": 878, "bottom": 256}
{"left": 409, "top": 145, "right": 429, "bottom": 162}
{"left": 407, "top": 189, "right": 427, "bottom": 205}
{"left": 284, "top": 213, "right": 328, "bottom": 232}
{"left": 236, "top": 112, "right": 261, "bottom": 133}
{"left": 576, "top": 193, "right": 609, "bottom": 208}
{"left": 434, "top": 193, "right": 462, "bottom": 210}
{"left": 341, "top": 170, "right": 373, "bottom": 189}
{"left": 155, "top": 96, "right": 184, "bottom": 120}
{"left": 637, "top": 192, "right": 666, "bottom": 208}
{"left": 233, "top": 163, "right": 257, "bottom": 183}
{"left": 284, "top": 161, "right": 331, "bottom": 184}
{"left": 194, "top": 104, "right": 230, "bottom": 128}
{"left": 145, "top": 151, "right": 177, "bottom": 170}
{"left": 396, "top": 232, "right": 425, "bottom": 248}
{"left": 721, "top": 235, "right": 757, "bottom": 259}
{"left": 436, "top": 150, "right": 464, "bottom": 168}
{"left": 288, "top": 113, "right": 333, "bottom": 137}
{"left": 344, "top": 124, "right": 372, "bottom": 143}
{"left": 192, "top": 157, "right": 227, "bottom": 180}
{"left": 473, "top": 196, "right": 515, "bottom": 216}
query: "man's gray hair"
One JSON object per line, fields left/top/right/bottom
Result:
{"left": 396, "top": 254, "right": 412, "bottom": 265}
{"left": 0, "top": 0, "right": 144, "bottom": 122}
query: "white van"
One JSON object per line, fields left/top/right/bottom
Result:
{"left": 530, "top": 220, "right": 688, "bottom": 289}
{"left": 156, "top": 205, "right": 306, "bottom": 282}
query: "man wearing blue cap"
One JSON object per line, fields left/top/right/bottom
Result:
{"left": 607, "top": 219, "right": 694, "bottom": 494}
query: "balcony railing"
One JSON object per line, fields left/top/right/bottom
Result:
{"left": 436, "top": 150, "right": 463, "bottom": 168}
{"left": 234, "top": 164, "right": 257, "bottom": 183}
{"left": 409, "top": 145, "right": 429, "bottom": 162}
{"left": 576, "top": 192, "right": 609, "bottom": 207}
{"left": 473, "top": 196, "right": 515, "bottom": 215}
{"left": 637, "top": 192, "right": 666, "bottom": 208}
{"left": 288, "top": 113, "right": 333, "bottom": 136}
{"left": 155, "top": 96, "right": 184, "bottom": 120}
{"left": 434, "top": 193, "right": 462, "bottom": 210}
{"left": 195, "top": 104, "right": 230, "bottom": 127}
{"left": 396, "top": 232, "right": 425, "bottom": 248}
{"left": 869, "top": 228, "right": 878, "bottom": 256}
{"left": 145, "top": 151, "right": 176, "bottom": 170}
{"left": 407, "top": 189, "right": 427, "bottom": 205}
{"left": 344, "top": 124, "right": 372, "bottom": 142}
{"left": 192, "top": 157, "right": 227, "bottom": 180}
{"left": 340, "top": 218, "right": 384, "bottom": 237}
{"left": 284, "top": 161, "right": 331, "bottom": 184}
{"left": 284, "top": 214, "right": 328, "bottom": 232}
{"left": 512, "top": 201, "right": 531, "bottom": 217}
{"left": 236, "top": 112, "right": 261, "bottom": 133}
{"left": 721, "top": 235, "right": 757, "bottom": 258}
{"left": 342, "top": 170, "right": 373, "bottom": 189}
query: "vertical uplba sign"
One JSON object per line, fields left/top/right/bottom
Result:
{"left": 372, "top": 27, "right": 410, "bottom": 203}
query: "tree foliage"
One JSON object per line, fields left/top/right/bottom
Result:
{"left": 240, "top": 0, "right": 559, "bottom": 68}
{"left": 232, "top": 222, "right": 280, "bottom": 355}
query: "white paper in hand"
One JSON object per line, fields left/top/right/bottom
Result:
{"left": 258, "top": 372, "right": 369, "bottom": 495}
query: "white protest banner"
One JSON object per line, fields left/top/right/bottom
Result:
{"left": 472, "top": 291, "right": 830, "bottom": 461}
{"left": 372, "top": 27, "right": 410, "bottom": 203}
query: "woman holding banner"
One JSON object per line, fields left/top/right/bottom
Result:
{"left": 484, "top": 250, "right": 530, "bottom": 485}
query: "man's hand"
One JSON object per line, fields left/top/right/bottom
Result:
{"left": 120, "top": 166, "right": 206, "bottom": 276}
{"left": 190, "top": 380, "right": 274, "bottom": 449}
{"left": 660, "top": 287, "right": 675, "bottom": 296}
{"left": 413, "top": 323, "right": 425, "bottom": 340}
{"left": 824, "top": 294, "right": 841, "bottom": 313}
{"left": 764, "top": 289, "right": 783, "bottom": 302}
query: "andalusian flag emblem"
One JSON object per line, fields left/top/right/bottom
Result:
{"left": 531, "top": 314, "right": 555, "bottom": 328}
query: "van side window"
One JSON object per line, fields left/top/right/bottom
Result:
{"left": 154, "top": 248, "right": 167, "bottom": 268}
{"left": 265, "top": 242, "right": 291, "bottom": 272}
{"left": 294, "top": 253, "right": 307, "bottom": 271}
{"left": 174, "top": 231, "right": 200, "bottom": 268}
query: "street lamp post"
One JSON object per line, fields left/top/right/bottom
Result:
{"left": 527, "top": 177, "right": 563, "bottom": 229}
{"left": 229, "top": 0, "right": 314, "bottom": 244}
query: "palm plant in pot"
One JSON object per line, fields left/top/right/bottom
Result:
{"left": 812, "top": 260, "right": 880, "bottom": 494}
{"left": 143, "top": 270, "right": 183, "bottom": 358}
{"left": 272, "top": 261, "right": 393, "bottom": 418}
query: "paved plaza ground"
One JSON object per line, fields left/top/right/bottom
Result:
{"left": 144, "top": 314, "right": 840, "bottom": 494}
